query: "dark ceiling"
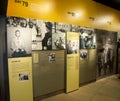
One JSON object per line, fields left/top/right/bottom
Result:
{"left": 0, "top": 0, "right": 7, "bottom": 15}
{"left": 93, "top": 0, "right": 120, "bottom": 11}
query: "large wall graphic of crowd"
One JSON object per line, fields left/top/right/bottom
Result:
{"left": 6, "top": 16, "right": 118, "bottom": 77}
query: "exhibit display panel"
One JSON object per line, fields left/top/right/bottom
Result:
{"left": 79, "top": 27, "right": 96, "bottom": 85}
{"left": 5, "top": 15, "right": 118, "bottom": 100}
{"left": 66, "top": 32, "right": 79, "bottom": 93}
{"left": 6, "top": 16, "right": 33, "bottom": 101}
{"left": 87, "top": 49, "right": 97, "bottom": 80}
{"left": 32, "top": 50, "right": 65, "bottom": 97}
{"left": 96, "top": 29, "right": 117, "bottom": 78}
{"left": 80, "top": 49, "right": 96, "bottom": 85}
{"left": 8, "top": 57, "right": 33, "bottom": 101}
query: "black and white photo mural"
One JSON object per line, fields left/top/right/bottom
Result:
{"left": 79, "top": 27, "right": 96, "bottom": 49}
{"left": 67, "top": 40, "right": 79, "bottom": 54}
{"left": 52, "top": 22, "right": 80, "bottom": 50}
{"left": 7, "top": 16, "right": 32, "bottom": 58}
{"left": 31, "top": 19, "right": 53, "bottom": 50}
{"left": 31, "top": 19, "right": 47, "bottom": 50}
{"left": 95, "top": 29, "right": 117, "bottom": 77}
{"left": 52, "top": 22, "right": 70, "bottom": 50}
{"left": 70, "top": 24, "right": 80, "bottom": 32}
{"left": 117, "top": 32, "right": 120, "bottom": 48}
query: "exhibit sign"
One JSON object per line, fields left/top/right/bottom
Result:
{"left": 66, "top": 32, "right": 79, "bottom": 93}
{"left": 7, "top": 0, "right": 55, "bottom": 20}
{"left": 7, "top": 0, "right": 39, "bottom": 18}
{"left": 8, "top": 57, "right": 33, "bottom": 101}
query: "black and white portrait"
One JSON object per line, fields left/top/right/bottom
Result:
{"left": 70, "top": 24, "right": 80, "bottom": 32}
{"left": 96, "top": 29, "right": 117, "bottom": 77}
{"left": 52, "top": 22, "right": 67, "bottom": 50}
{"left": 31, "top": 19, "right": 47, "bottom": 50}
{"left": 67, "top": 40, "right": 79, "bottom": 54}
{"left": 7, "top": 16, "right": 32, "bottom": 58}
{"left": 31, "top": 19, "right": 53, "bottom": 50}
{"left": 80, "top": 50, "right": 88, "bottom": 60}
{"left": 48, "top": 53, "right": 55, "bottom": 63}
{"left": 117, "top": 32, "right": 120, "bottom": 48}
{"left": 80, "top": 27, "right": 96, "bottom": 49}
{"left": 42, "top": 21, "right": 53, "bottom": 50}
{"left": 53, "top": 22, "right": 71, "bottom": 33}
{"left": 19, "top": 73, "right": 29, "bottom": 81}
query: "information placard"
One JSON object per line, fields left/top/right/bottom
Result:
{"left": 8, "top": 57, "right": 33, "bottom": 101}
{"left": 66, "top": 32, "right": 79, "bottom": 93}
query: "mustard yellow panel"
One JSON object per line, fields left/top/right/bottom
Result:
{"left": 66, "top": 32, "right": 79, "bottom": 93}
{"left": 8, "top": 57, "right": 33, "bottom": 101}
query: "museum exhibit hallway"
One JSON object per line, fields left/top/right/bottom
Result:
{"left": 2, "top": 0, "right": 120, "bottom": 101}
{"left": 40, "top": 75, "right": 120, "bottom": 101}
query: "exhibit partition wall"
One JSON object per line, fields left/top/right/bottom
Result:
{"left": 66, "top": 32, "right": 79, "bottom": 93}
{"left": 31, "top": 20, "right": 80, "bottom": 99}
{"left": 96, "top": 29, "right": 117, "bottom": 79}
{"left": 79, "top": 27, "right": 96, "bottom": 85}
{"left": 32, "top": 21, "right": 68, "bottom": 100}
{"left": 5, "top": 16, "right": 118, "bottom": 101}
{"left": 6, "top": 16, "right": 33, "bottom": 101}
{"left": 32, "top": 50, "right": 65, "bottom": 99}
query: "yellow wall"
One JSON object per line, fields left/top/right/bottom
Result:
{"left": 7, "top": 0, "right": 120, "bottom": 31}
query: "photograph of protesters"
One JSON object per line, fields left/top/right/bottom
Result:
{"left": 42, "top": 22, "right": 53, "bottom": 50}
{"left": 80, "top": 27, "right": 96, "bottom": 49}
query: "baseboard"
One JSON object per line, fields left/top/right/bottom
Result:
{"left": 79, "top": 79, "right": 96, "bottom": 87}
{"left": 34, "top": 89, "right": 65, "bottom": 101}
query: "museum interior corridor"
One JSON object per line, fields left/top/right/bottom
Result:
{"left": 40, "top": 75, "right": 120, "bottom": 101}
{"left": 1, "top": 1, "right": 120, "bottom": 101}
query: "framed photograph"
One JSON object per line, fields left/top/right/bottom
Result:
{"left": 80, "top": 49, "right": 88, "bottom": 60}
{"left": 67, "top": 40, "right": 79, "bottom": 54}
{"left": 19, "top": 73, "right": 29, "bottom": 81}
{"left": 48, "top": 52, "right": 56, "bottom": 63}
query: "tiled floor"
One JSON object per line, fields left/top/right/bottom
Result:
{"left": 41, "top": 75, "right": 120, "bottom": 101}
